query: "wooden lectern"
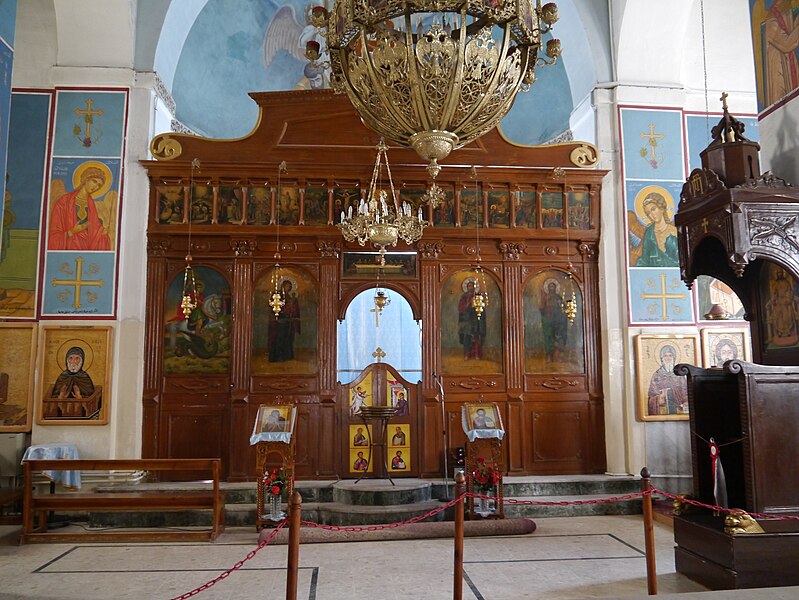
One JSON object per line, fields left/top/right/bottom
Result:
{"left": 674, "top": 100, "right": 799, "bottom": 589}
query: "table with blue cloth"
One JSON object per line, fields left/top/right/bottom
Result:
{"left": 21, "top": 443, "right": 81, "bottom": 489}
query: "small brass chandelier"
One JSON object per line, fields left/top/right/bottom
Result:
{"left": 372, "top": 268, "right": 391, "bottom": 327}
{"left": 313, "top": 0, "right": 561, "bottom": 179}
{"left": 561, "top": 196, "right": 577, "bottom": 325}
{"left": 269, "top": 161, "right": 289, "bottom": 318}
{"left": 180, "top": 158, "right": 201, "bottom": 319}
{"left": 469, "top": 166, "right": 488, "bottom": 320}
{"left": 337, "top": 139, "right": 428, "bottom": 265}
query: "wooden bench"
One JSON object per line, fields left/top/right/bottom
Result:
{"left": 22, "top": 458, "right": 225, "bottom": 543}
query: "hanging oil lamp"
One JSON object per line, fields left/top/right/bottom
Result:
{"left": 180, "top": 158, "right": 201, "bottom": 320}
{"left": 180, "top": 255, "right": 197, "bottom": 319}
{"left": 269, "top": 259, "right": 285, "bottom": 318}
{"left": 269, "top": 161, "right": 289, "bottom": 319}
{"left": 471, "top": 264, "right": 488, "bottom": 320}
{"left": 561, "top": 270, "right": 578, "bottom": 325}
{"left": 374, "top": 288, "right": 391, "bottom": 313}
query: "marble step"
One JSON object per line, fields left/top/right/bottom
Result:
{"left": 223, "top": 475, "right": 641, "bottom": 505}
{"left": 228, "top": 499, "right": 448, "bottom": 527}
{"left": 78, "top": 476, "right": 644, "bottom": 529}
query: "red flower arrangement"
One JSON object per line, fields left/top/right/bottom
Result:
{"left": 262, "top": 467, "right": 288, "bottom": 497}
{"left": 471, "top": 457, "right": 500, "bottom": 493}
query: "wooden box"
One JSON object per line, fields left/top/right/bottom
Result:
{"left": 674, "top": 514, "right": 799, "bottom": 589}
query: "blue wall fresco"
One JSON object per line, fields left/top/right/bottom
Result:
{"left": 41, "top": 89, "right": 128, "bottom": 318}
{"left": 620, "top": 107, "right": 761, "bottom": 326}
{"left": 0, "top": 0, "right": 16, "bottom": 49}
{"left": 171, "top": 0, "right": 575, "bottom": 144}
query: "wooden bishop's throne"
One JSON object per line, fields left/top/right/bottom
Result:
{"left": 673, "top": 99, "right": 799, "bottom": 590}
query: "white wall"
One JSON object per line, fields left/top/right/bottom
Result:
{"left": 13, "top": 0, "right": 153, "bottom": 459}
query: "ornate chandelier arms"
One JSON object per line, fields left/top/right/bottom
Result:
{"left": 450, "top": 24, "right": 518, "bottom": 140}
{"left": 437, "top": 9, "right": 470, "bottom": 131}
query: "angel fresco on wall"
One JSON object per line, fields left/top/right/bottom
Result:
{"left": 264, "top": 4, "right": 330, "bottom": 90}
{"left": 48, "top": 160, "right": 117, "bottom": 251}
{"left": 627, "top": 185, "right": 679, "bottom": 268}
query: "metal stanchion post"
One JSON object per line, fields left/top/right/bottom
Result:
{"left": 453, "top": 471, "right": 465, "bottom": 600}
{"left": 640, "top": 467, "right": 657, "bottom": 596}
{"left": 286, "top": 490, "right": 302, "bottom": 600}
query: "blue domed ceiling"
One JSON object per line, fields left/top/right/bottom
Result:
{"left": 163, "top": 0, "right": 596, "bottom": 144}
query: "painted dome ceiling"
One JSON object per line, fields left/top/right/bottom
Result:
{"left": 153, "top": 0, "right": 605, "bottom": 145}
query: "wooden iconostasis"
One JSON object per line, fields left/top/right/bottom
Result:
{"left": 142, "top": 89, "right": 607, "bottom": 481}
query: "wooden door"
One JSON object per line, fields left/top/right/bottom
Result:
{"left": 340, "top": 363, "right": 418, "bottom": 478}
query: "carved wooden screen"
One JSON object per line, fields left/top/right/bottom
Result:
{"left": 142, "top": 89, "right": 607, "bottom": 481}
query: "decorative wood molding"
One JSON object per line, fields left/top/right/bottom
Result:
{"left": 147, "top": 239, "right": 171, "bottom": 256}
{"left": 230, "top": 239, "right": 258, "bottom": 257}
{"left": 449, "top": 377, "right": 498, "bottom": 390}
{"left": 190, "top": 240, "right": 210, "bottom": 253}
{"left": 171, "top": 380, "right": 225, "bottom": 392}
{"left": 577, "top": 242, "right": 598, "bottom": 260}
{"left": 544, "top": 246, "right": 559, "bottom": 255}
{"left": 532, "top": 377, "right": 579, "bottom": 390}
{"left": 499, "top": 241, "right": 525, "bottom": 260}
{"left": 316, "top": 240, "right": 340, "bottom": 258}
{"left": 418, "top": 241, "right": 444, "bottom": 259}
{"left": 150, "top": 133, "right": 183, "bottom": 160}
{"left": 255, "top": 380, "right": 313, "bottom": 392}
{"left": 278, "top": 241, "right": 298, "bottom": 254}
{"left": 569, "top": 143, "right": 598, "bottom": 168}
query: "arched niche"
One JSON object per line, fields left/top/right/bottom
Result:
{"left": 440, "top": 268, "right": 503, "bottom": 375}
{"left": 338, "top": 280, "right": 421, "bottom": 321}
{"left": 337, "top": 286, "right": 422, "bottom": 384}
{"left": 162, "top": 264, "right": 232, "bottom": 375}
{"left": 252, "top": 266, "right": 319, "bottom": 375}
{"left": 522, "top": 268, "right": 585, "bottom": 374}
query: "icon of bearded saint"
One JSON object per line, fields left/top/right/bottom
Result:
{"left": 263, "top": 5, "right": 330, "bottom": 90}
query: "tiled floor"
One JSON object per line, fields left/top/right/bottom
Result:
{"left": 0, "top": 516, "right": 797, "bottom": 599}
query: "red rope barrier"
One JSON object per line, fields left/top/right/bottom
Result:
{"left": 300, "top": 494, "right": 466, "bottom": 532}
{"left": 170, "top": 519, "right": 287, "bottom": 600}
{"left": 471, "top": 490, "right": 648, "bottom": 507}
{"left": 170, "top": 485, "right": 799, "bottom": 597}
{"left": 651, "top": 488, "right": 799, "bottom": 522}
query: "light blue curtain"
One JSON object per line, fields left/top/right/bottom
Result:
{"left": 337, "top": 288, "right": 422, "bottom": 384}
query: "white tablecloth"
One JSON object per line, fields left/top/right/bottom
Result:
{"left": 22, "top": 443, "right": 81, "bottom": 489}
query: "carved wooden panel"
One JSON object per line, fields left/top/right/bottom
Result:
{"left": 142, "top": 90, "right": 608, "bottom": 480}
{"left": 528, "top": 402, "right": 587, "bottom": 473}
{"left": 159, "top": 404, "right": 229, "bottom": 479}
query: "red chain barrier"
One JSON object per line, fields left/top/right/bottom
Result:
{"left": 651, "top": 487, "right": 799, "bottom": 522}
{"left": 469, "top": 490, "right": 648, "bottom": 507}
{"left": 301, "top": 493, "right": 466, "bottom": 532}
{"left": 170, "top": 519, "right": 287, "bottom": 600}
{"left": 170, "top": 485, "right": 799, "bottom": 597}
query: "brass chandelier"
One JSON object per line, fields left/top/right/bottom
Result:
{"left": 337, "top": 139, "right": 428, "bottom": 264}
{"left": 311, "top": 0, "right": 561, "bottom": 178}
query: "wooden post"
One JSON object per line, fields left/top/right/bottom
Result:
{"left": 640, "top": 467, "right": 657, "bottom": 595}
{"left": 286, "top": 490, "right": 302, "bottom": 600}
{"left": 453, "top": 471, "right": 465, "bottom": 600}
